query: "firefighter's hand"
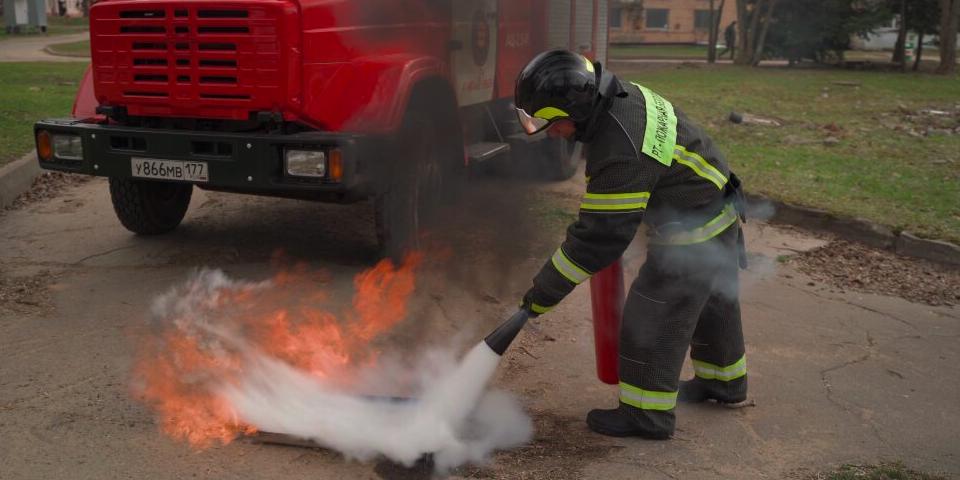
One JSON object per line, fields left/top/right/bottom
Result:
{"left": 520, "top": 292, "right": 543, "bottom": 318}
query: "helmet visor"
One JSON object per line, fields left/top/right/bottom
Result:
{"left": 516, "top": 107, "right": 552, "bottom": 135}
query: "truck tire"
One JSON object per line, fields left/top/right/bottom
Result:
{"left": 375, "top": 94, "right": 461, "bottom": 262}
{"left": 501, "top": 135, "right": 581, "bottom": 181}
{"left": 108, "top": 178, "right": 192, "bottom": 235}
{"left": 375, "top": 110, "right": 439, "bottom": 262}
{"left": 542, "top": 137, "right": 581, "bottom": 181}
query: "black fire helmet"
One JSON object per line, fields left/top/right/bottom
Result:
{"left": 514, "top": 49, "right": 624, "bottom": 138}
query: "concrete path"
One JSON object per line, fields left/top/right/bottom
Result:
{"left": 0, "top": 32, "right": 90, "bottom": 62}
{"left": 0, "top": 172, "right": 957, "bottom": 479}
{"left": 609, "top": 57, "right": 790, "bottom": 67}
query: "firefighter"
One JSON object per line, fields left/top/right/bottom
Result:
{"left": 515, "top": 50, "right": 749, "bottom": 439}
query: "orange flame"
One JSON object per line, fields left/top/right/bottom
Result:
{"left": 132, "top": 253, "right": 423, "bottom": 448}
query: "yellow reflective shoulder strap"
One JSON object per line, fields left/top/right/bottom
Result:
{"left": 672, "top": 145, "right": 728, "bottom": 190}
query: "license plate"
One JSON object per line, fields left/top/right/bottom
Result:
{"left": 131, "top": 158, "right": 208, "bottom": 183}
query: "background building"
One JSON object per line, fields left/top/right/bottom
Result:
{"left": 4, "top": 0, "right": 47, "bottom": 32}
{"left": 852, "top": 15, "right": 959, "bottom": 51}
{"left": 609, "top": 0, "right": 737, "bottom": 44}
{"left": 43, "top": 0, "right": 82, "bottom": 17}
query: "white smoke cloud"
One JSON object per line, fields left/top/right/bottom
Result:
{"left": 221, "top": 343, "right": 532, "bottom": 472}
{"left": 746, "top": 198, "right": 776, "bottom": 222}
{"left": 146, "top": 269, "right": 532, "bottom": 473}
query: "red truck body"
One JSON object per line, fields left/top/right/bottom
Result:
{"left": 38, "top": 0, "right": 611, "bottom": 252}
{"left": 72, "top": 0, "right": 609, "bottom": 132}
{"left": 36, "top": 0, "right": 610, "bottom": 261}
{"left": 39, "top": 0, "right": 610, "bottom": 241}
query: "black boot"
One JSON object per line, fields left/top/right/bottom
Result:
{"left": 678, "top": 377, "right": 747, "bottom": 404}
{"left": 586, "top": 405, "right": 672, "bottom": 439}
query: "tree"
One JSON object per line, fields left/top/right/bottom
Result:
{"left": 735, "top": 0, "right": 779, "bottom": 65}
{"left": 892, "top": 0, "right": 908, "bottom": 64}
{"left": 752, "top": 0, "right": 778, "bottom": 64}
{"left": 707, "top": 0, "right": 727, "bottom": 63}
{"left": 764, "top": 0, "right": 892, "bottom": 65}
{"left": 910, "top": 0, "right": 942, "bottom": 70}
{"left": 937, "top": 0, "right": 960, "bottom": 74}
{"left": 888, "top": 0, "right": 941, "bottom": 70}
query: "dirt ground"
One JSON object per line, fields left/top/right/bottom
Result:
{"left": 788, "top": 237, "right": 960, "bottom": 307}
{"left": 1, "top": 168, "right": 958, "bottom": 480}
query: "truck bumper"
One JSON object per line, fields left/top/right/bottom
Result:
{"left": 34, "top": 119, "right": 372, "bottom": 203}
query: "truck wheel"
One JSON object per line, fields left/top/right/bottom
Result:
{"left": 542, "top": 137, "right": 581, "bottom": 181}
{"left": 108, "top": 178, "right": 192, "bottom": 235}
{"left": 504, "top": 136, "right": 581, "bottom": 181}
{"left": 375, "top": 110, "right": 451, "bottom": 262}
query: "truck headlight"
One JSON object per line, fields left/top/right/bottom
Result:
{"left": 52, "top": 134, "right": 83, "bottom": 161}
{"left": 284, "top": 149, "right": 326, "bottom": 178}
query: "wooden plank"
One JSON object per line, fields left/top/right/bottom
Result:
{"left": 248, "top": 431, "right": 325, "bottom": 449}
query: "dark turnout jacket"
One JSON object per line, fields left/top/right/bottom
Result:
{"left": 523, "top": 80, "right": 741, "bottom": 314}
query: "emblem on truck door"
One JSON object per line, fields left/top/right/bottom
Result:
{"left": 472, "top": 9, "right": 490, "bottom": 66}
{"left": 452, "top": 0, "right": 497, "bottom": 106}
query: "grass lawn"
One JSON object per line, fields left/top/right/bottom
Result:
{"left": 0, "top": 15, "right": 88, "bottom": 40}
{"left": 844, "top": 48, "right": 958, "bottom": 68}
{"left": 46, "top": 39, "right": 90, "bottom": 57}
{"left": 626, "top": 65, "right": 960, "bottom": 243}
{"left": 609, "top": 44, "right": 956, "bottom": 66}
{"left": 610, "top": 44, "right": 712, "bottom": 60}
{"left": 817, "top": 462, "right": 947, "bottom": 480}
{"left": 0, "top": 62, "right": 89, "bottom": 167}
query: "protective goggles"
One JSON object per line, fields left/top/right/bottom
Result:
{"left": 515, "top": 106, "right": 570, "bottom": 135}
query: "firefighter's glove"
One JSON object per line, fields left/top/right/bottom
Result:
{"left": 520, "top": 290, "right": 545, "bottom": 318}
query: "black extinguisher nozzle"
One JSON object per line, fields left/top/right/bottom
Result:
{"left": 483, "top": 309, "right": 531, "bottom": 356}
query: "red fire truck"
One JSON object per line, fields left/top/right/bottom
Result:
{"left": 34, "top": 0, "right": 610, "bottom": 257}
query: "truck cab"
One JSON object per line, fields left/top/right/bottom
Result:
{"left": 35, "top": 0, "right": 610, "bottom": 258}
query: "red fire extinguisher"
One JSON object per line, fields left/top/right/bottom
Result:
{"left": 589, "top": 258, "right": 624, "bottom": 385}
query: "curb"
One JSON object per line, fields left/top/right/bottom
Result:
{"left": 746, "top": 193, "right": 960, "bottom": 266}
{"left": 42, "top": 45, "right": 91, "bottom": 59}
{"left": 2, "top": 150, "right": 957, "bottom": 265}
{"left": 0, "top": 153, "right": 41, "bottom": 210}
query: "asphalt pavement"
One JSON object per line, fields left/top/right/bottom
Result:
{"left": 1, "top": 171, "right": 957, "bottom": 479}
{"left": 0, "top": 32, "right": 90, "bottom": 62}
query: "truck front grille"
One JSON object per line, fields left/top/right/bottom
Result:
{"left": 90, "top": 1, "right": 298, "bottom": 120}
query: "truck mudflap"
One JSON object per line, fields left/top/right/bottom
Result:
{"left": 34, "top": 119, "right": 372, "bottom": 203}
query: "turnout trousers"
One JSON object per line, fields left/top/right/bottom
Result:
{"left": 617, "top": 223, "right": 747, "bottom": 434}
